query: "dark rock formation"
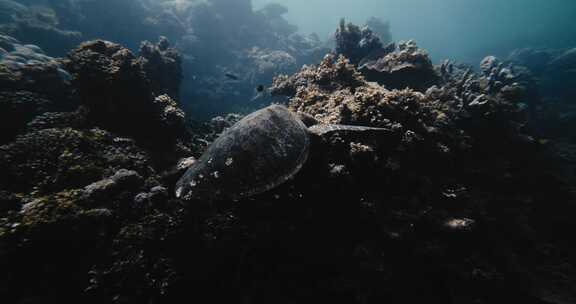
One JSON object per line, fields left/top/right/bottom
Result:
{"left": 0, "top": 36, "right": 192, "bottom": 304}
{"left": 138, "top": 36, "right": 182, "bottom": 100}
{"left": 359, "top": 40, "right": 439, "bottom": 91}
{"left": 258, "top": 3, "right": 297, "bottom": 36}
{"left": 335, "top": 18, "right": 384, "bottom": 65}
{"left": 333, "top": 21, "right": 436, "bottom": 91}
{"left": 63, "top": 39, "right": 186, "bottom": 148}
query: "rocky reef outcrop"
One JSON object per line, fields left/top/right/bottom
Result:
{"left": 0, "top": 34, "right": 190, "bottom": 201}
{"left": 335, "top": 18, "right": 385, "bottom": 65}
{"left": 0, "top": 35, "right": 197, "bottom": 303}
{"left": 359, "top": 40, "right": 438, "bottom": 91}
{"left": 269, "top": 50, "right": 575, "bottom": 304}
{"left": 62, "top": 38, "right": 186, "bottom": 148}
{"left": 0, "top": 35, "right": 76, "bottom": 144}
{"left": 334, "top": 21, "right": 437, "bottom": 91}
{"left": 0, "top": 0, "right": 82, "bottom": 56}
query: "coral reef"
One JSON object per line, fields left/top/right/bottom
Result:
{"left": 258, "top": 3, "right": 298, "bottom": 36}
{"left": 1, "top": 9, "right": 576, "bottom": 304}
{"left": 268, "top": 48, "right": 575, "bottom": 304}
{"left": 0, "top": 1, "right": 82, "bottom": 56}
{"left": 0, "top": 35, "right": 72, "bottom": 95}
{"left": 1, "top": 0, "right": 330, "bottom": 118}
{"left": 62, "top": 38, "right": 186, "bottom": 148}
{"left": 139, "top": 36, "right": 183, "bottom": 101}
{"left": 359, "top": 40, "right": 439, "bottom": 91}
{"left": 335, "top": 18, "right": 385, "bottom": 65}
{"left": 0, "top": 128, "right": 152, "bottom": 195}
{"left": 333, "top": 21, "right": 435, "bottom": 91}
{"left": 0, "top": 35, "right": 76, "bottom": 144}
{"left": 177, "top": 0, "right": 329, "bottom": 118}
{"left": 0, "top": 35, "right": 194, "bottom": 303}
{"left": 245, "top": 47, "right": 297, "bottom": 85}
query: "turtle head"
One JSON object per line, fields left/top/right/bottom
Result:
{"left": 295, "top": 111, "right": 319, "bottom": 127}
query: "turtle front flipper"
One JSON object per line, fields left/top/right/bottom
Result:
{"left": 307, "top": 124, "right": 393, "bottom": 136}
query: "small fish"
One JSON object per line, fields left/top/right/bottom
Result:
{"left": 251, "top": 85, "right": 269, "bottom": 102}
{"left": 225, "top": 73, "right": 239, "bottom": 80}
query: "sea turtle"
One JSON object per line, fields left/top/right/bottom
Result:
{"left": 175, "top": 104, "right": 391, "bottom": 201}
